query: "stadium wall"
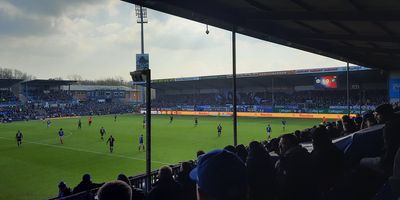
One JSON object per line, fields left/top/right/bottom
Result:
{"left": 144, "top": 110, "right": 355, "bottom": 119}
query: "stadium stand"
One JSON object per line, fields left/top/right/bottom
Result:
{"left": 151, "top": 67, "right": 388, "bottom": 114}
{"left": 1, "top": 80, "right": 137, "bottom": 122}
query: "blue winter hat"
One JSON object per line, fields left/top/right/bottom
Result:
{"left": 190, "top": 149, "right": 247, "bottom": 199}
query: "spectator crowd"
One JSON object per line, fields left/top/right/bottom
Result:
{"left": 152, "top": 90, "right": 387, "bottom": 111}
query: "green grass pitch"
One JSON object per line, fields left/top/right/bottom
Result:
{"left": 0, "top": 114, "right": 321, "bottom": 199}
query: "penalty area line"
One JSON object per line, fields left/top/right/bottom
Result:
{"left": 0, "top": 136, "right": 170, "bottom": 165}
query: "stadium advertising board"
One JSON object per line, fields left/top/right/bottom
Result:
{"left": 175, "top": 77, "right": 199, "bottom": 82}
{"left": 159, "top": 110, "right": 355, "bottom": 119}
{"left": 295, "top": 66, "right": 369, "bottom": 75}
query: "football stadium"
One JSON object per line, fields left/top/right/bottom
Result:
{"left": 1, "top": 0, "right": 400, "bottom": 200}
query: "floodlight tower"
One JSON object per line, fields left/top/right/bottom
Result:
{"left": 135, "top": 5, "right": 147, "bottom": 55}
{"left": 132, "top": 5, "right": 152, "bottom": 193}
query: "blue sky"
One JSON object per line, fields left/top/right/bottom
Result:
{"left": 0, "top": 0, "right": 348, "bottom": 80}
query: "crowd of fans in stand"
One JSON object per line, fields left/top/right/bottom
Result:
{"left": 152, "top": 90, "right": 387, "bottom": 108}
{"left": 56, "top": 103, "right": 400, "bottom": 200}
{"left": 0, "top": 90, "right": 18, "bottom": 103}
{"left": 27, "top": 90, "right": 73, "bottom": 102}
{"left": 0, "top": 102, "right": 133, "bottom": 122}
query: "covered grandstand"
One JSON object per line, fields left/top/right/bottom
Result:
{"left": 62, "top": 85, "right": 140, "bottom": 103}
{"left": 152, "top": 66, "right": 387, "bottom": 115}
{"left": 0, "top": 79, "right": 23, "bottom": 107}
{"left": 20, "top": 79, "right": 76, "bottom": 104}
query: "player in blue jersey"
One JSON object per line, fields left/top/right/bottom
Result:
{"left": 217, "top": 124, "right": 222, "bottom": 137}
{"left": 282, "top": 119, "right": 287, "bottom": 131}
{"left": 58, "top": 128, "right": 65, "bottom": 144}
{"left": 266, "top": 124, "right": 272, "bottom": 141}
{"left": 47, "top": 119, "right": 51, "bottom": 128}
{"left": 106, "top": 135, "right": 115, "bottom": 153}
{"left": 16, "top": 130, "right": 23, "bottom": 147}
{"left": 138, "top": 134, "right": 145, "bottom": 152}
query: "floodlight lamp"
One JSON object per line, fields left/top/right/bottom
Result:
{"left": 135, "top": 5, "right": 148, "bottom": 23}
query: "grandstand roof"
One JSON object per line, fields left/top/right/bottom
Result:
{"left": 21, "top": 79, "right": 76, "bottom": 86}
{"left": 63, "top": 85, "right": 135, "bottom": 92}
{"left": 0, "top": 79, "right": 23, "bottom": 88}
{"left": 152, "top": 66, "right": 384, "bottom": 90}
{"left": 123, "top": 0, "right": 400, "bottom": 70}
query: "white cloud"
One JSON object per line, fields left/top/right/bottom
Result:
{"left": 0, "top": 1, "right": 21, "bottom": 16}
{"left": 0, "top": 0, "right": 348, "bottom": 82}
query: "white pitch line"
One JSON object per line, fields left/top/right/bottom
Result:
{"left": 0, "top": 136, "right": 171, "bottom": 165}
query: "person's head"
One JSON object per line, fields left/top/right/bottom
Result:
{"left": 82, "top": 174, "right": 91, "bottom": 183}
{"left": 279, "top": 134, "right": 298, "bottom": 155}
{"left": 58, "top": 181, "right": 67, "bottom": 190}
{"left": 117, "top": 174, "right": 131, "bottom": 186}
{"left": 361, "top": 110, "right": 376, "bottom": 129}
{"left": 311, "top": 126, "right": 331, "bottom": 149}
{"left": 374, "top": 104, "right": 394, "bottom": 124}
{"left": 180, "top": 161, "right": 192, "bottom": 174}
{"left": 60, "top": 128, "right": 63, "bottom": 131}
{"left": 235, "top": 144, "right": 248, "bottom": 162}
{"left": 248, "top": 141, "right": 267, "bottom": 156}
{"left": 158, "top": 166, "right": 173, "bottom": 181}
{"left": 344, "top": 115, "right": 358, "bottom": 132}
{"left": 97, "top": 180, "right": 132, "bottom": 200}
{"left": 224, "top": 145, "right": 236, "bottom": 154}
{"left": 267, "top": 138, "right": 280, "bottom": 153}
{"left": 190, "top": 149, "right": 247, "bottom": 200}
{"left": 197, "top": 150, "right": 205, "bottom": 158}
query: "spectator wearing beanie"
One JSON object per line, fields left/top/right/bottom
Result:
{"left": 190, "top": 149, "right": 247, "bottom": 200}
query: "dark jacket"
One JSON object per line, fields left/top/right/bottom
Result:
{"left": 246, "top": 149, "right": 276, "bottom": 200}
{"left": 176, "top": 171, "right": 196, "bottom": 200}
{"left": 72, "top": 181, "right": 103, "bottom": 194}
{"left": 276, "top": 145, "right": 316, "bottom": 200}
{"left": 147, "top": 178, "right": 182, "bottom": 200}
{"left": 311, "top": 143, "right": 345, "bottom": 194}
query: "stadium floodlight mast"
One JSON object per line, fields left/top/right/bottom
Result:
{"left": 133, "top": 4, "right": 151, "bottom": 193}
{"left": 135, "top": 5, "right": 148, "bottom": 55}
